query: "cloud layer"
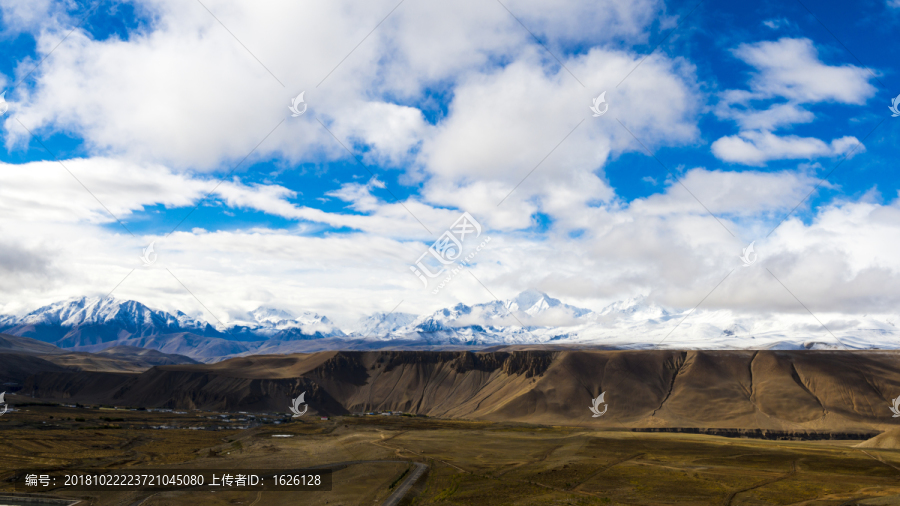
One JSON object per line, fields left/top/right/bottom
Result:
{"left": 0, "top": 0, "right": 894, "bottom": 336}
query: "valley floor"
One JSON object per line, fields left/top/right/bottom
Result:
{"left": 1, "top": 407, "right": 900, "bottom": 505}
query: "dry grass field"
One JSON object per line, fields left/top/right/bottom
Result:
{"left": 1, "top": 405, "right": 900, "bottom": 505}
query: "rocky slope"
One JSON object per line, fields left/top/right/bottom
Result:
{"left": 0, "top": 334, "right": 198, "bottom": 375}
{"left": 856, "top": 427, "right": 900, "bottom": 448}
{"left": 7, "top": 349, "right": 900, "bottom": 432}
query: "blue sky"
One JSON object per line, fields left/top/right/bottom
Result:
{"left": 0, "top": 0, "right": 898, "bottom": 327}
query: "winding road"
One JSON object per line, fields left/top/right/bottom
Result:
{"left": 721, "top": 460, "right": 797, "bottom": 506}
{"left": 381, "top": 462, "right": 428, "bottom": 506}
{"left": 290, "top": 460, "right": 429, "bottom": 506}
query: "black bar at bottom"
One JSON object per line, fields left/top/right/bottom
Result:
{"left": 13, "top": 469, "right": 332, "bottom": 492}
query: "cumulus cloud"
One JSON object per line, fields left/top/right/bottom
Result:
{"left": 502, "top": 0, "right": 666, "bottom": 46}
{"left": 0, "top": 0, "right": 57, "bottom": 34}
{"left": 0, "top": 157, "right": 314, "bottom": 226}
{"left": 721, "top": 103, "right": 814, "bottom": 132}
{"left": 730, "top": 38, "right": 875, "bottom": 105}
{"left": 631, "top": 168, "right": 824, "bottom": 217}
{"left": 0, "top": 157, "right": 472, "bottom": 240}
{"left": 3, "top": 0, "right": 677, "bottom": 170}
{"left": 0, "top": 158, "right": 206, "bottom": 224}
{"left": 712, "top": 37, "right": 877, "bottom": 166}
{"left": 0, "top": 0, "right": 700, "bottom": 229}
{"left": 324, "top": 102, "right": 426, "bottom": 168}
{"left": 416, "top": 46, "right": 699, "bottom": 230}
{"left": 0, "top": 154, "right": 898, "bottom": 325}
{"left": 711, "top": 131, "right": 861, "bottom": 165}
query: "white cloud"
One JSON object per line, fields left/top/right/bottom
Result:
{"left": 711, "top": 38, "right": 877, "bottom": 166}
{"left": 415, "top": 46, "right": 699, "bottom": 230}
{"left": 3, "top": 0, "right": 672, "bottom": 170}
{"left": 0, "top": 157, "right": 437, "bottom": 238}
{"left": 0, "top": 0, "right": 700, "bottom": 239}
{"left": 631, "top": 168, "right": 824, "bottom": 216}
{"left": 711, "top": 131, "right": 861, "bottom": 165}
{"left": 502, "top": 0, "right": 665, "bottom": 45}
{"left": 719, "top": 103, "right": 814, "bottom": 131}
{"left": 761, "top": 18, "right": 789, "bottom": 30}
{"left": 0, "top": 0, "right": 897, "bottom": 332}
{"left": 730, "top": 38, "right": 875, "bottom": 105}
{"left": 0, "top": 0, "right": 56, "bottom": 34}
{"left": 324, "top": 102, "right": 426, "bottom": 168}
{"left": 0, "top": 155, "right": 899, "bottom": 324}
{"left": 0, "top": 158, "right": 205, "bottom": 224}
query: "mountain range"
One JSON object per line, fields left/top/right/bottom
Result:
{"left": 7, "top": 348, "right": 900, "bottom": 434}
{"left": 1, "top": 290, "right": 898, "bottom": 362}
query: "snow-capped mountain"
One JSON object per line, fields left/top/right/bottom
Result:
{"left": 415, "top": 290, "right": 590, "bottom": 331}
{"left": 1, "top": 291, "right": 899, "bottom": 362}
{"left": 352, "top": 311, "right": 418, "bottom": 338}
{"left": 596, "top": 295, "right": 670, "bottom": 319}
{"left": 0, "top": 296, "right": 225, "bottom": 347}
{"left": 360, "top": 292, "right": 900, "bottom": 351}
{"left": 0, "top": 297, "right": 347, "bottom": 355}
{"left": 355, "top": 290, "right": 594, "bottom": 345}
{"left": 248, "top": 307, "right": 294, "bottom": 325}
{"left": 227, "top": 306, "right": 345, "bottom": 340}
{"left": 505, "top": 289, "right": 591, "bottom": 317}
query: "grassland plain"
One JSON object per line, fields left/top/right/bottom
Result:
{"left": 1, "top": 406, "right": 900, "bottom": 505}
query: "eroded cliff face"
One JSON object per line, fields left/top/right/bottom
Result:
{"left": 12, "top": 350, "right": 900, "bottom": 432}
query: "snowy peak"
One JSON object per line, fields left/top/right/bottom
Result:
{"left": 505, "top": 290, "right": 590, "bottom": 317}
{"left": 231, "top": 306, "right": 343, "bottom": 338}
{"left": 249, "top": 307, "right": 295, "bottom": 325}
{"left": 597, "top": 295, "right": 670, "bottom": 320}
{"left": 247, "top": 306, "right": 334, "bottom": 327}
{"left": 0, "top": 296, "right": 222, "bottom": 344}
{"left": 16, "top": 296, "right": 205, "bottom": 331}
{"left": 410, "top": 291, "right": 592, "bottom": 335}
{"left": 6, "top": 290, "right": 896, "bottom": 355}
{"left": 296, "top": 311, "right": 334, "bottom": 327}
{"left": 18, "top": 296, "right": 108, "bottom": 326}
{"left": 507, "top": 289, "right": 558, "bottom": 312}
{"left": 353, "top": 312, "right": 418, "bottom": 338}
